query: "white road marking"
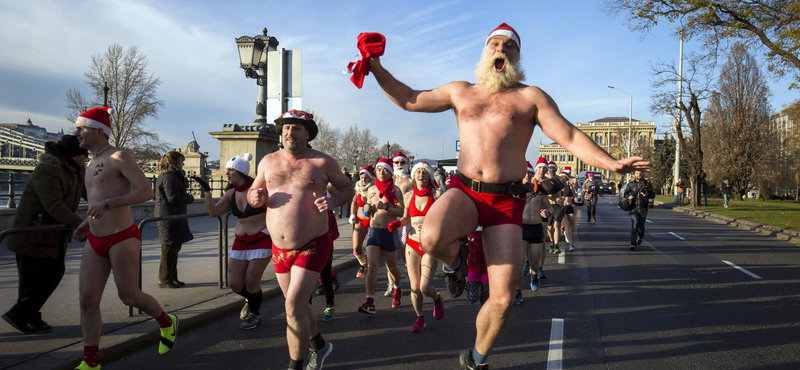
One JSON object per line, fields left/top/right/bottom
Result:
{"left": 646, "top": 220, "right": 653, "bottom": 223}
{"left": 669, "top": 232, "right": 685, "bottom": 240}
{"left": 558, "top": 251, "right": 565, "bottom": 264}
{"left": 722, "top": 260, "right": 763, "bottom": 280}
{"left": 547, "top": 318, "right": 564, "bottom": 370}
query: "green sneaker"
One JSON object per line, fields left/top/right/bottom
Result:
{"left": 75, "top": 361, "right": 101, "bottom": 370}
{"left": 323, "top": 305, "right": 335, "bottom": 321}
{"left": 158, "top": 313, "right": 178, "bottom": 355}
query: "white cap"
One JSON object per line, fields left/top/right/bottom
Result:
{"left": 226, "top": 153, "right": 253, "bottom": 175}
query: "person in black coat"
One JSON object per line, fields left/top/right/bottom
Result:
{"left": 623, "top": 170, "right": 656, "bottom": 251}
{"left": 155, "top": 151, "right": 194, "bottom": 288}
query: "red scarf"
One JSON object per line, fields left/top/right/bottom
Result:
{"left": 233, "top": 181, "right": 252, "bottom": 192}
{"left": 375, "top": 177, "right": 397, "bottom": 205}
{"left": 413, "top": 184, "right": 433, "bottom": 198}
{"left": 346, "top": 33, "right": 386, "bottom": 89}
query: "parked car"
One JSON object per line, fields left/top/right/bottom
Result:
{"left": 618, "top": 183, "right": 654, "bottom": 209}
{"left": 575, "top": 178, "right": 585, "bottom": 205}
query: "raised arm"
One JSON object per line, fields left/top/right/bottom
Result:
{"left": 533, "top": 87, "right": 650, "bottom": 174}
{"left": 369, "top": 57, "right": 460, "bottom": 113}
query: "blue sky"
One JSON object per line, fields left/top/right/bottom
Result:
{"left": 1, "top": 0, "right": 796, "bottom": 162}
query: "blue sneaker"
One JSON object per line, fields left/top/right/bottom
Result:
{"left": 514, "top": 290, "right": 523, "bottom": 305}
{"left": 530, "top": 274, "right": 540, "bottom": 291}
{"left": 522, "top": 260, "right": 530, "bottom": 276}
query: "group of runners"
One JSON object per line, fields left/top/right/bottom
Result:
{"left": 58, "top": 22, "right": 647, "bottom": 370}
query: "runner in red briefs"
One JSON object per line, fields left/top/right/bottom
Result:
{"left": 248, "top": 110, "right": 353, "bottom": 370}
{"left": 388, "top": 161, "right": 444, "bottom": 332}
{"left": 367, "top": 22, "right": 648, "bottom": 369}
{"left": 349, "top": 165, "right": 374, "bottom": 278}
{"left": 73, "top": 107, "right": 176, "bottom": 370}
{"left": 196, "top": 153, "right": 271, "bottom": 330}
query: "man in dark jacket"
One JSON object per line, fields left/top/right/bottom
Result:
{"left": 2, "top": 135, "right": 88, "bottom": 334}
{"left": 624, "top": 170, "right": 656, "bottom": 251}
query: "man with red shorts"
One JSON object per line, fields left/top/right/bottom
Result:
{"left": 368, "top": 22, "right": 649, "bottom": 369}
{"left": 72, "top": 107, "right": 177, "bottom": 370}
{"left": 248, "top": 110, "right": 354, "bottom": 370}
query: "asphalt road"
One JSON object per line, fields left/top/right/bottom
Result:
{"left": 104, "top": 198, "right": 800, "bottom": 370}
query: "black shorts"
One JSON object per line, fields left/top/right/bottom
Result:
{"left": 551, "top": 206, "right": 565, "bottom": 222}
{"left": 564, "top": 206, "right": 574, "bottom": 215}
{"left": 522, "top": 224, "right": 544, "bottom": 244}
{"left": 366, "top": 228, "right": 397, "bottom": 252}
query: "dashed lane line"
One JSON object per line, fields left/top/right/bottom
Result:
{"left": 547, "top": 318, "right": 564, "bottom": 370}
{"left": 669, "top": 232, "right": 685, "bottom": 240}
{"left": 646, "top": 219, "right": 653, "bottom": 223}
{"left": 722, "top": 260, "right": 763, "bottom": 280}
{"left": 558, "top": 250, "right": 565, "bottom": 264}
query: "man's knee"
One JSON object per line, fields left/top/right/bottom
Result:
{"left": 486, "top": 291, "right": 514, "bottom": 313}
{"left": 79, "top": 291, "right": 102, "bottom": 312}
{"left": 284, "top": 298, "right": 309, "bottom": 320}
{"left": 117, "top": 290, "right": 140, "bottom": 307}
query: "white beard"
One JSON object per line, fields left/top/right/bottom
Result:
{"left": 474, "top": 50, "right": 525, "bottom": 94}
{"left": 394, "top": 164, "right": 410, "bottom": 178}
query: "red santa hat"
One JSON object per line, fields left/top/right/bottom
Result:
{"left": 486, "top": 22, "right": 521, "bottom": 49}
{"left": 376, "top": 158, "right": 394, "bottom": 175}
{"left": 564, "top": 166, "right": 572, "bottom": 174}
{"left": 75, "top": 107, "right": 114, "bottom": 136}
{"left": 559, "top": 171, "right": 568, "bottom": 177}
{"left": 392, "top": 152, "right": 408, "bottom": 163}
{"left": 359, "top": 165, "right": 375, "bottom": 179}
{"left": 535, "top": 157, "right": 547, "bottom": 170}
{"left": 548, "top": 161, "right": 557, "bottom": 168}
{"left": 526, "top": 161, "right": 534, "bottom": 172}
{"left": 411, "top": 161, "right": 439, "bottom": 189}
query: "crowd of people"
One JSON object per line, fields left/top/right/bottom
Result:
{"left": 1, "top": 23, "right": 652, "bottom": 370}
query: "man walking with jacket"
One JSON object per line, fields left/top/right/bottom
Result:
{"left": 624, "top": 170, "right": 655, "bottom": 251}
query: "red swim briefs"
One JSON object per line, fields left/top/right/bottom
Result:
{"left": 448, "top": 175, "right": 525, "bottom": 227}
{"left": 87, "top": 223, "right": 141, "bottom": 258}
{"left": 272, "top": 233, "right": 333, "bottom": 274}
{"left": 406, "top": 238, "right": 425, "bottom": 256}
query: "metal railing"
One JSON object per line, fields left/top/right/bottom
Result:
{"left": 0, "top": 224, "right": 73, "bottom": 245}
{"left": 131, "top": 212, "right": 223, "bottom": 316}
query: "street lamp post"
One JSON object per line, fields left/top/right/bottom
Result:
{"left": 653, "top": 17, "right": 683, "bottom": 202}
{"left": 608, "top": 86, "right": 633, "bottom": 183}
{"left": 236, "top": 28, "right": 280, "bottom": 126}
{"left": 103, "top": 81, "right": 109, "bottom": 107}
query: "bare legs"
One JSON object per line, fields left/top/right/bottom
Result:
{"left": 406, "top": 248, "right": 439, "bottom": 316}
{"left": 365, "top": 245, "right": 402, "bottom": 296}
{"left": 276, "top": 266, "right": 319, "bottom": 361}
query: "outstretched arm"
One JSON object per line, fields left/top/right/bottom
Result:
{"left": 533, "top": 88, "right": 650, "bottom": 174}
{"left": 369, "top": 57, "right": 459, "bottom": 113}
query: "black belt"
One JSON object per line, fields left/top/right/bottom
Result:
{"left": 458, "top": 173, "right": 529, "bottom": 195}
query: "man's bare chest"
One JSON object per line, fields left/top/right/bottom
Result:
{"left": 267, "top": 163, "right": 326, "bottom": 191}
{"left": 85, "top": 159, "right": 120, "bottom": 189}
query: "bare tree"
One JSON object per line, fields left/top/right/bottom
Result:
{"left": 704, "top": 43, "right": 778, "bottom": 199}
{"left": 649, "top": 52, "right": 715, "bottom": 207}
{"left": 65, "top": 44, "right": 168, "bottom": 161}
{"left": 312, "top": 115, "right": 343, "bottom": 163}
{"left": 340, "top": 124, "right": 379, "bottom": 172}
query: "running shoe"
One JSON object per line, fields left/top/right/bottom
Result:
{"left": 356, "top": 264, "right": 367, "bottom": 279}
{"left": 74, "top": 361, "right": 100, "bottom": 370}
{"left": 630, "top": 245, "right": 636, "bottom": 251}
{"left": 433, "top": 293, "right": 445, "bottom": 320}
{"left": 332, "top": 275, "right": 340, "bottom": 291}
{"left": 553, "top": 247, "right": 561, "bottom": 254}
{"left": 384, "top": 283, "right": 393, "bottom": 297}
{"left": 323, "top": 305, "right": 335, "bottom": 321}
{"left": 411, "top": 317, "right": 426, "bottom": 332}
{"left": 530, "top": 274, "right": 540, "bottom": 291}
{"left": 514, "top": 290, "right": 523, "bottom": 306}
{"left": 158, "top": 313, "right": 178, "bottom": 355}
{"left": 2, "top": 311, "right": 33, "bottom": 334}
{"left": 467, "top": 280, "right": 480, "bottom": 303}
{"left": 538, "top": 268, "right": 547, "bottom": 280}
{"left": 569, "top": 244, "right": 575, "bottom": 251}
{"left": 240, "top": 301, "right": 250, "bottom": 320}
{"left": 443, "top": 245, "right": 469, "bottom": 298}
{"left": 358, "top": 301, "right": 376, "bottom": 315}
{"left": 392, "top": 287, "right": 402, "bottom": 308}
{"left": 459, "top": 348, "right": 489, "bottom": 370}
{"left": 239, "top": 313, "right": 261, "bottom": 330}
{"left": 522, "top": 260, "right": 530, "bottom": 276}
{"left": 306, "top": 341, "right": 333, "bottom": 370}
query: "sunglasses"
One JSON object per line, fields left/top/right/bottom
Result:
{"left": 393, "top": 161, "right": 406, "bottom": 164}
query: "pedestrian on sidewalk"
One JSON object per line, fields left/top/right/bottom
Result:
{"left": 700, "top": 172, "right": 709, "bottom": 207}
{"left": 624, "top": 170, "right": 655, "bottom": 251}
{"left": 675, "top": 178, "right": 686, "bottom": 207}
{"left": 195, "top": 153, "right": 271, "bottom": 330}
{"left": 155, "top": 151, "right": 194, "bottom": 288}
{"left": 721, "top": 179, "right": 733, "bottom": 208}
{"left": 3, "top": 135, "right": 88, "bottom": 335}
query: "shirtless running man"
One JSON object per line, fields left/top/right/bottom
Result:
{"left": 368, "top": 23, "right": 649, "bottom": 369}
{"left": 524, "top": 159, "right": 551, "bottom": 293}
{"left": 384, "top": 152, "right": 413, "bottom": 297}
{"left": 73, "top": 107, "right": 177, "bottom": 370}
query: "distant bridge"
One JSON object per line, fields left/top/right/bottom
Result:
{"left": 0, "top": 157, "right": 159, "bottom": 176}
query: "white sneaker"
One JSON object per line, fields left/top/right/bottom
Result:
{"left": 306, "top": 341, "right": 333, "bottom": 370}
{"left": 384, "top": 283, "right": 393, "bottom": 297}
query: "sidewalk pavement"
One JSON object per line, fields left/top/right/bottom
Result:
{"left": 0, "top": 216, "right": 359, "bottom": 370}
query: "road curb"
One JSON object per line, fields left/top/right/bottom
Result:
{"left": 20, "top": 256, "right": 360, "bottom": 370}
{"left": 656, "top": 202, "right": 800, "bottom": 245}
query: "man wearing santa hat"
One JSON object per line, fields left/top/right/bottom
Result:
{"left": 72, "top": 107, "right": 178, "bottom": 370}
{"left": 248, "top": 109, "right": 354, "bottom": 370}
{"left": 383, "top": 151, "right": 414, "bottom": 298}
{"left": 367, "top": 22, "right": 649, "bottom": 369}
{"left": 522, "top": 158, "right": 551, "bottom": 295}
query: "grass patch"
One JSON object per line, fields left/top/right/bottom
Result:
{"left": 654, "top": 195, "right": 800, "bottom": 232}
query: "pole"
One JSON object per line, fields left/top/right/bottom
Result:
{"left": 386, "top": 141, "right": 390, "bottom": 158}
{"left": 673, "top": 32, "right": 683, "bottom": 203}
{"left": 627, "top": 94, "right": 633, "bottom": 183}
{"left": 103, "top": 81, "right": 109, "bottom": 107}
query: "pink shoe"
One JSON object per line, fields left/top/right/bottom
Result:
{"left": 433, "top": 293, "right": 445, "bottom": 320}
{"left": 410, "top": 317, "right": 426, "bottom": 332}
{"left": 392, "top": 287, "right": 402, "bottom": 308}
{"left": 358, "top": 301, "right": 375, "bottom": 315}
